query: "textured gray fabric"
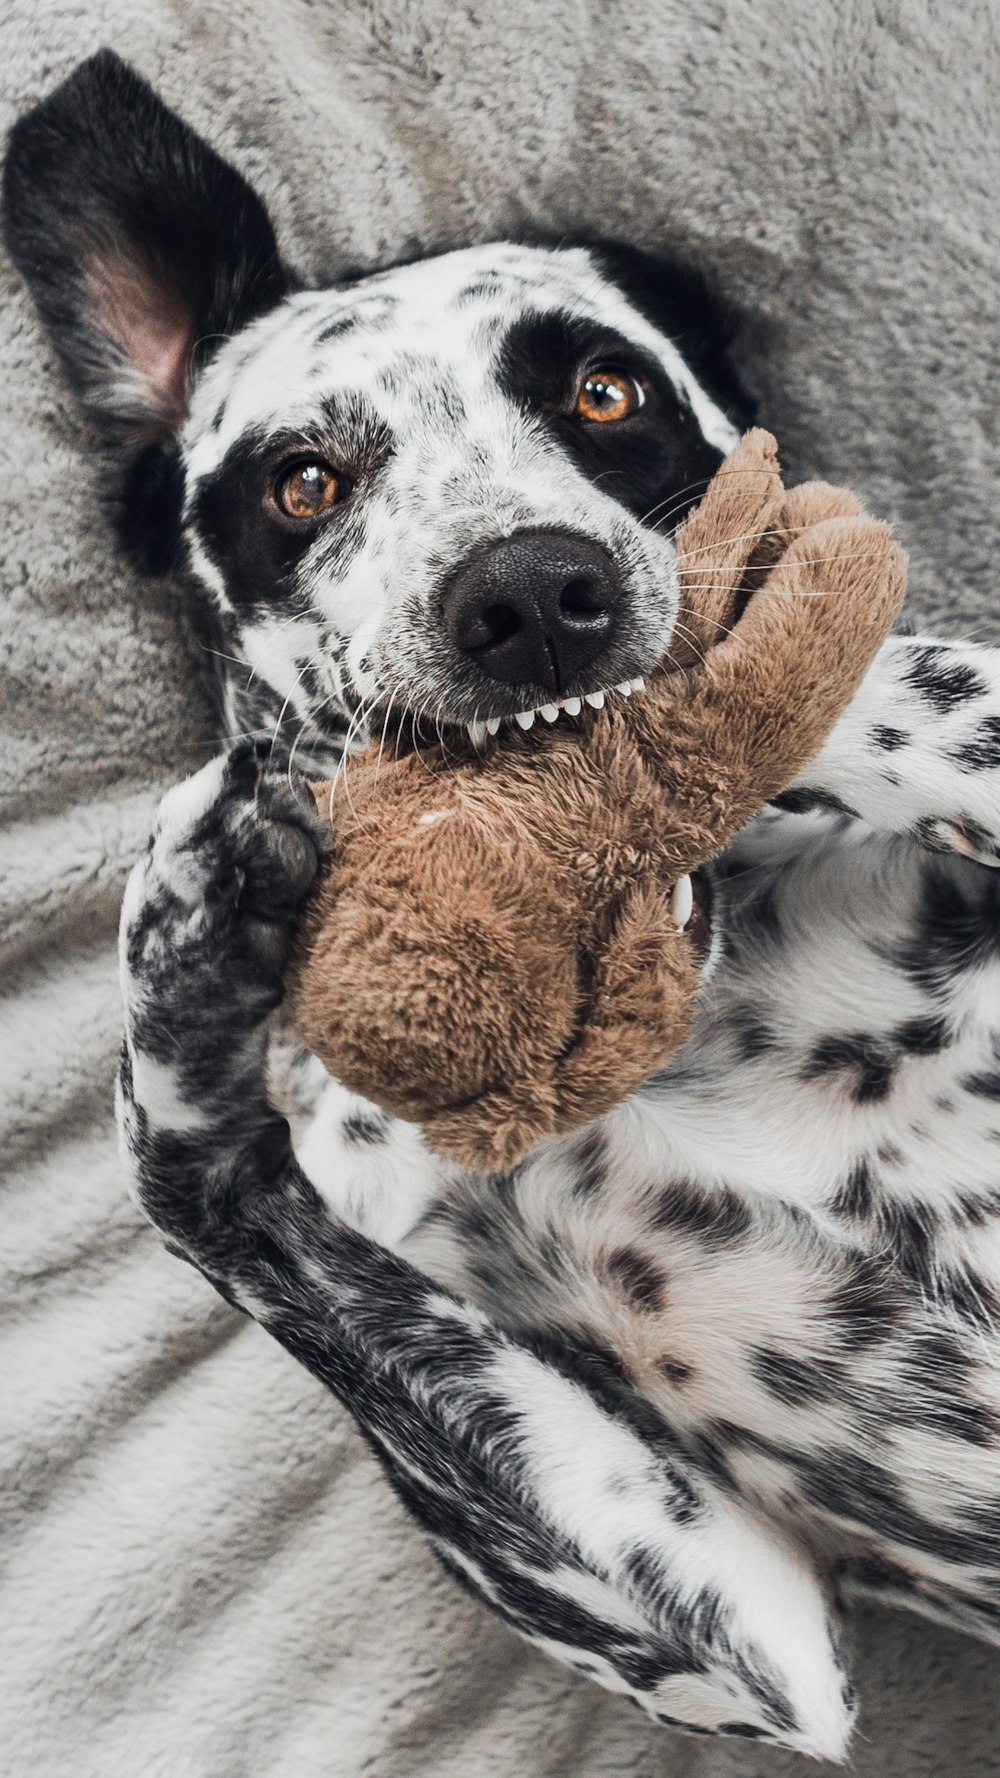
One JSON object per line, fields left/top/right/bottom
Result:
{"left": 2, "top": 3, "right": 998, "bottom": 1773}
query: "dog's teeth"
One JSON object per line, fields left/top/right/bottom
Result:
{"left": 515, "top": 709, "right": 536, "bottom": 730}
{"left": 485, "top": 717, "right": 501, "bottom": 736}
{"left": 539, "top": 703, "right": 559, "bottom": 723}
{"left": 670, "top": 874, "right": 694, "bottom": 930}
{"left": 584, "top": 690, "right": 606, "bottom": 710}
{"left": 562, "top": 697, "right": 582, "bottom": 716}
{"left": 630, "top": 677, "right": 645, "bottom": 693}
{"left": 615, "top": 681, "right": 632, "bottom": 696}
{"left": 467, "top": 720, "right": 488, "bottom": 746}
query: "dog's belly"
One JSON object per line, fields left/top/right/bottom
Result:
{"left": 300, "top": 812, "right": 1000, "bottom": 1639}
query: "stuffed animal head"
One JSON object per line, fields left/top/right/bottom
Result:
{"left": 286, "top": 431, "right": 905, "bottom": 1169}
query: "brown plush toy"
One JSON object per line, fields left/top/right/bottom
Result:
{"left": 286, "top": 431, "right": 905, "bottom": 1170}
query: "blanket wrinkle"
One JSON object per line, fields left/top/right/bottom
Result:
{"left": 2, "top": 1, "right": 998, "bottom": 1772}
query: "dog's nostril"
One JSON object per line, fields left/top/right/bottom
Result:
{"left": 559, "top": 575, "right": 607, "bottom": 619}
{"left": 467, "top": 601, "right": 521, "bottom": 652}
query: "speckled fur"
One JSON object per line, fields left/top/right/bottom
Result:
{"left": 8, "top": 48, "right": 1000, "bottom": 1766}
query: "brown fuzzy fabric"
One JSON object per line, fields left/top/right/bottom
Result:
{"left": 287, "top": 431, "right": 905, "bottom": 1169}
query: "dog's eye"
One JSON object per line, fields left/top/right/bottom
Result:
{"left": 576, "top": 368, "right": 644, "bottom": 424}
{"left": 276, "top": 460, "right": 341, "bottom": 519}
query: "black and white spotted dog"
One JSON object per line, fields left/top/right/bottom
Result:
{"left": 9, "top": 51, "right": 1000, "bottom": 1761}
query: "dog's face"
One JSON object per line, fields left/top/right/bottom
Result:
{"left": 4, "top": 53, "right": 742, "bottom": 759}
{"left": 185, "top": 245, "right": 737, "bottom": 744}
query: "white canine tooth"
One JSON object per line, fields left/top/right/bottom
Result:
{"left": 467, "top": 720, "right": 488, "bottom": 746}
{"left": 615, "top": 681, "right": 632, "bottom": 696}
{"left": 562, "top": 697, "right": 582, "bottom": 716}
{"left": 485, "top": 717, "right": 501, "bottom": 736}
{"left": 670, "top": 874, "right": 694, "bottom": 930}
{"left": 539, "top": 703, "right": 559, "bottom": 723}
{"left": 515, "top": 709, "right": 536, "bottom": 730}
{"left": 584, "top": 690, "right": 606, "bottom": 710}
{"left": 630, "top": 677, "right": 645, "bottom": 693}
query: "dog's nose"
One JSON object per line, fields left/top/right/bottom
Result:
{"left": 443, "top": 530, "right": 622, "bottom": 692}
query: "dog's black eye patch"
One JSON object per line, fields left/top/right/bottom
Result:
{"left": 496, "top": 309, "right": 602, "bottom": 409}
{"left": 192, "top": 412, "right": 393, "bottom": 612}
{"left": 496, "top": 308, "right": 724, "bottom": 529}
{"left": 193, "top": 431, "right": 321, "bottom": 611}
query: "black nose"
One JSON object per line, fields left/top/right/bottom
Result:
{"left": 442, "top": 530, "right": 622, "bottom": 693}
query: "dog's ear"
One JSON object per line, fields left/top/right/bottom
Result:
{"left": 2, "top": 51, "right": 295, "bottom": 568}
{"left": 585, "top": 241, "right": 756, "bottom": 433}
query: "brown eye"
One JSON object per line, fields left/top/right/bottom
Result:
{"left": 276, "top": 460, "right": 341, "bottom": 519}
{"left": 576, "top": 367, "right": 643, "bottom": 424}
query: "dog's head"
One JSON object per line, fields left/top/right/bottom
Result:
{"left": 4, "top": 52, "right": 746, "bottom": 763}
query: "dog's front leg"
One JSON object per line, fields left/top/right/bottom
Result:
{"left": 782, "top": 635, "right": 1000, "bottom": 864}
{"left": 117, "top": 744, "right": 855, "bottom": 1759}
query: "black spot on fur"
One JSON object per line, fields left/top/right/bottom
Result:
{"left": 962, "top": 1069, "right": 1000, "bottom": 1101}
{"left": 871, "top": 724, "right": 908, "bottom": 750}
{"left": 650, "top": 1180, "right": 753, "bottom": 1247}
{"left": 949, "top": 715, "right": 1000, "bottom": 771}
{"left": 773, "top": 787, "right": 859, "bottom": 818}
{"left": 796, "top": 1448, "right": 992, "bottom": 1564}
{"left": 743, "top": 889, "right": 786, "bottom": 949}
{"left": 904, "top": 646, "right": 987, "bottom": 713}
{"left": 605, "top": 1246, "right": 668, "bottom": 1314}
{"left": 939, "top": 1267, "right": 1000, "bottom": 1328}
{"left": 801, "top": 1033, "right": 897, "bottom": 1104}
{"left": 826, "top": 1255, "right": 902, "bottom": 1348}
{"left": 657, "top": 1356, "right": 694, "bottom": 1386}
{"left": 314, "top": 314, "right": 359, "bottom": 346}
{"left": 877, "top": 1141, "right": 904, "bottom": 1167}
{"left": 569, "top": 1129, "right": 608, "bottom": 1199}
{"left": 954, "top": 1190, "right": 1000, "bottom": 1228}
{"left": 341, "top": 1110, "right": 390, "bottom": 1145}
{"left": 876, "top": 1198, "right": 940, "bottom": 1288}
{"left": 831, "top": 1158, "right": 877, "bottom": 1220}
{"left": 729, "top": 1005, "right": 781, "bottom": 1061}
{"left": 893, "top": 1014, "right": 950, "bottom": 1056}
{"left": 912, "top": 814, "right": 999, "bottom": 862}
{"left": 753, "top": 1346, "right": 837, "bottom": 1407}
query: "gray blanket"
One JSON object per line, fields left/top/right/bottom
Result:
{"left": 3, "top": 2, "right": 998, "bottom": 1773}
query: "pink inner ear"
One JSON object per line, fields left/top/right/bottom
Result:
{"left": 88, "top": 254, "right": 195, "bottom": 433}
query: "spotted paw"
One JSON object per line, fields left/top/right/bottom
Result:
{"left": 119, "top": 744, "right": 326, "bottom": 1123}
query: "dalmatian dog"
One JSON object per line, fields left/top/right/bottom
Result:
{"left": 8, "top": 50, "right": 1000, "bottom": 1763}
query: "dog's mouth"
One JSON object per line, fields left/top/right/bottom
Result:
{"left": 371, "top": 674, "right": 647, "bottom": 756}
{"left": 457, "top": 676, "right": 646, "bottom": 745}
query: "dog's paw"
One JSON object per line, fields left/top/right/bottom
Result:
{"left": 120, "top": 744, "right": 325, "bottom": 1096}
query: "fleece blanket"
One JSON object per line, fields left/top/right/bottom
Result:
{"left": 2, "top": 3, "right": 998, "bottom": 1774}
